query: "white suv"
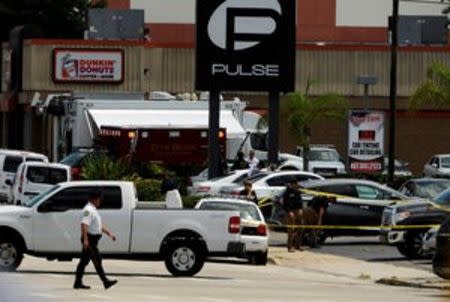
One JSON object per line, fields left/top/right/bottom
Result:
{"left": 424, "top": 154, "right": 450, "bottom": 178}
{"left": 280, "top": 145, "right": 347, "bottom": 177}
{"left": 0, "top": 150, "right": 48, "bottom": 203}
{"left": 9, "top": 162, "right": 71, "bottom": 206}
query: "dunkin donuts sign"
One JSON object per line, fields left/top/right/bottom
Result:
{"left": 53, "top": 49, "right": 124, "bottom": 83}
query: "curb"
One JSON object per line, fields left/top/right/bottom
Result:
{"left": 267, "top": 256, "right": 281, "bottom": 266}
{"left": 376, "top": 277, "right": 450, "bottom": 290}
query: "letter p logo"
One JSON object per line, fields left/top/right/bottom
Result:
{"left": 207, "top": 0, "right": 282, "bottom": 51}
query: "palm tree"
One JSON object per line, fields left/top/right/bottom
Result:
{"left": 285, "top": 81, "right": 349, "bottom": 171}
{"left": 410, "top": 62, "right": 450, "bottom": 110}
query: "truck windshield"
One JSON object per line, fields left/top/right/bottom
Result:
{"left": 433, "top": 189, "right": 450, "bottom": 206}
{"left": 26, "top": 185, "right": 60, "bottom": 208}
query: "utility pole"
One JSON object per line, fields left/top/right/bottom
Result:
{"left": 388, "top": 0, "right": 399, "bottom": 185}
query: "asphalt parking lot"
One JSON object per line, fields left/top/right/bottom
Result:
{"left": 269, "top": 232, "right": 432, "bottom": 273}
{"left": 0, "top": 254, "right": 444, "bottom": 302}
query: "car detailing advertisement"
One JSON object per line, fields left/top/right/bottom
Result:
{"left": 53, "top": 49, "right": 124, "bottom": 83}
{"left": 348, "top": 110, "right": 384, "bottom": 173}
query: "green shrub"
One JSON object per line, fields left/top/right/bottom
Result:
{"left": 81, "top": 154, "right": 127, "bottom": 180}
{"left": 182, "top": 195, "right": 202, "bottom": 209}
{"left": 123, "top": 174, "right": 163, "bottom": 201}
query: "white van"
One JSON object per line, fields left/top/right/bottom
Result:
{"left": 0, "top": 150, "right": 48, "bottom": 202}
{"left": 9, "top": 162, "right": 70, "bottom": 205}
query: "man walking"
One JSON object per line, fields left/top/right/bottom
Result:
{"left": 74, "top": 189, "right": 118, "bottom": 290}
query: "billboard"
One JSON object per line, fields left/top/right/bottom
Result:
{"left": 53, "top": 49, "right": 124, "bottom": 83}
{"left": 347, "top": 110, "right": 385, "bottom": 173}
{"left": 195, "top": 0, "right": 296, "bottom": 92}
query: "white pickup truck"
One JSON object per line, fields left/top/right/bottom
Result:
{"left": 0, "top": 181, "right": 244, "bottom": 276}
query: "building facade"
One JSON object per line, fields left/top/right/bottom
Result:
{"left": 0, "top": 0, "right": 449, "bottom": 173}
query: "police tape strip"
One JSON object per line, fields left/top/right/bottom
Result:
{"left": 266, "top": 223, "right": 440, "bottom": 230}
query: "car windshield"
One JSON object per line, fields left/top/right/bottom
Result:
{"left": 200, "top": 202, "right": 262, "bottom": 221}
{"left": 27, "top": 167, "right": 68, "bottom": 184}
{"left": 26, "top": 185, "right": 60, "bottom": 207}
{"left": 416, "top": 181, "right": 450, "bottom": 199}
{"left": 441, "top": 157, "right": 450, "bottom": 168}
{"left": 247, "top": 173, "right": 268, "bottom": 184}
{"left": 308, "top": 150, "right": 339, "bottom": 162}
{"left": 60, "top": 152, "right": 86, "bottom": 166}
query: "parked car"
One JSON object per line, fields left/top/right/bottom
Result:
{"left": 8, "top": 162, "right": 71, "bottom": 206}
{"left": 192, "top": 170, "right": 257, "bottom": 196}
{"left": 382, "top": 157, "right": 413, "bottom": 177}
{"left": 0, "top": 150, "right": 48, "bottom": 203}
{"left": 195, "top": 198, "right": 268, "bottom": 265}
{"left": 423, "top": 154, "right": 450, "bottom": 178}
{"left": 399, "top": 178, "right": 450, "bottom": 200}
{"left": 269, "top": 179, "right": 408, "bottom": 241}
{"left": 59, "top": 148, "right": 107, "bottom": 180}
{"left": 280, "top": 145, "right": 346, "bottom": 177}
{"left": 0, "top": 181, "right": 244, "bottom": 276}
{"left": 228, "top": 171, "right": 324, "bottom": 200}
{"left": 380, "top": 188, "right": 450, "bottom": 259}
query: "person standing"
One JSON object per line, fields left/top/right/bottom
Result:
{"left": 247, "top": 150, "right": 260, "bottom": 176}
{"left": 239, "top": 180, "right": 258, "bottom": 204}
{"left": 231, "top": 151, "right": 249, "bottom": 171}
{"left": 281, "top": 180, "right": 304, "bottom": 252}
{"left": 74, "top": 190, "right": 118, "bottom": 290}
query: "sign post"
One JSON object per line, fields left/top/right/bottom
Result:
{"left": 196, "top": 0, "right": 296, "bottom": 178}
{"left": 347, "top": 110, "right": 385, "bottom": 174}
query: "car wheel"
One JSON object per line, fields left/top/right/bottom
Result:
{"left": 249, "top": 251, "right": 268, "bottom": 266}
{"left": 317, "top": 231, "right": 328, "bottom": 244}
{"left": 164, "top": 241, "right": 205, "bottom": 277}
{"left": 0, "top": 237, "right": 23, "bottom": 272}
{"left": 396, "top": 232, "right": 429, "bottom": 259}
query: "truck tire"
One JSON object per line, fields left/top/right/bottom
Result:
{"left": 164, "top": 240, "right": 205, "bottom": 277}
{"left": 248, "top": 251, "right": 268, "bottom": 266}
{"left": 396, "top": 231, "right": 428, "bottom": 259}
{"left": 0, "top": 237, "right": 23, "bottom": 272}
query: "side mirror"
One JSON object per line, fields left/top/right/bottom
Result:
{"left": 5, "top": 179, "right": 12, "bottom": 186}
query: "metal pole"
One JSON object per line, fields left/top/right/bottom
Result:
{"left": 364, "top": 84, "right": 369, "bottom": 110}
{"left": 208, "top": 90, "right": 221, "bottom": 179}
{"left": 388, "top": 0, "right": 399, "bottom": 185}
{"left": 268, "top": 91, "right": 280, "bottom": 166}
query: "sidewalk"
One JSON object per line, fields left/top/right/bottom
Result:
{"left": 268, "top": 246, "right": 450, "bottom": 290}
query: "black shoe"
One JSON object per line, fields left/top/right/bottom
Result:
{"left": 73, "top": 283, "right": 91, "bottom": 290}
{"left": 104, "top": 279, "right": 118, "bottom": 290}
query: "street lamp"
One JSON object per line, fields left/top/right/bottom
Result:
{"left": 357, "top": 75, "right": 378, "bottom": 109}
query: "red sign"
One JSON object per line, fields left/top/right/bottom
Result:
{"left": 53, "top": 48, "right": 124, "bottom": 83}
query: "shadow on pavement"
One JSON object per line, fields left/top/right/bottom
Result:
{"left": 15, "top": 270, "right": 232, "bottom": 280}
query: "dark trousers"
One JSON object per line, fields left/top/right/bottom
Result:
{"left": 75, "top": 234, "right": 108, "bottom": 284}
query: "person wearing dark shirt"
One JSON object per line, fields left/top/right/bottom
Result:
{"left": 239, "top": 180, "right": 258, "bottom": 204}
{"left": 160, "top": 172, "right": 177, "bottom": 195}
{"left": 282, "top": 180, "right": 304, "bottom": 252}
{"left": 231, "top": 151, "right": 250, "bottom": 171}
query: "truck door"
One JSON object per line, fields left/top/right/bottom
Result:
{"left": 33, "top": 185, "right": 131, "bottom": 253}
{"left": 33, "top": 186, "right": 94, "bottom": 252}
{"left": 95, "top": 186, "right": 131, "bottom": 253}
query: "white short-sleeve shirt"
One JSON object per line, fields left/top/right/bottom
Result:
{"left": 81, "top": 202, "right": 102, "bottom": 235}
